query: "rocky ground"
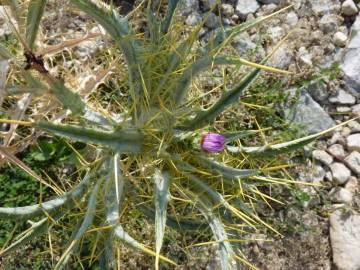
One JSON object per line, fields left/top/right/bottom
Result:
{"left": 1, "top": 0, "right": 360, "bottom": 269}
{"left": 179, "top": 0, "right": 360, "bottom": 269}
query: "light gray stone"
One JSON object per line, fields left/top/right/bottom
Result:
{"left": 179, "top": 0, "right": 199, "bottom": 15}
{"left": 329, "top": 89, "right": 356, "bottom": 105}
{"left": 341, "top": 0, "right": 359, "bottom": 16}
{"left": 232, "top": 32, "right": 256, "bottom": 54}
{"left": 310, "top": 0, "right": 341, "bottom": 15}
{"left": 329, "top": 187, "right": 354, "bottom": 203}
{"left": 313, "top": 150, "right": 334, "bottom": 166}
{"left": 330, "top": 211, "right": 360, "bottom": 270}
{"left": 185, "top": 12, "right": 202, "bottom": 26}
{"left": 345, "top": 176, "right": 359, "bottom": 194}
{"left": 297, "top": 47, "right": 313, "bottom": 67}
{"left": 330, "top": 162, "right": 351, "bottom": 184}
{"left": 328, "top": 144, "right": 346, "bottom": 159}
{"left": 341, "top": 15, "right": 360, "bottom": 95}
{"left": 235, "top": 0, "right": 259, "bottom": 19}
{"left": 345, "top": 151, "right": 360, "bottom": 174}
{"left": 347, "top": 120, "right": 360, "bottom": 132}
{"left": 268, "top": 44, "right": 293, "bottom": 69}
{"left": 347, "top": 133, "right": 360, "bottom": 151}
{"left": 204, "top": 13, "right": 220, "bottom": 29}
{"left": 285, "top": 11, "right": 299, "bottom": 26}
{"left": 333, "top": 31, "right": 348, "bottom": 47}
{"left": 284, "top": 89, "right": 335, "bottom": 134}
{"left": 201, "top": 0, "right": 217, "bottom": 10}
{"left": 352, "top": 104, "right": 360, "bottom": 113}
{"left": 267, "top": 26, "right": 284, "bottom": 43}
{"left": 307, "top": 81, "right": 329, "bottom": 102}
{"left": 221, "top": 4, "right": 234, "bottom": 17}
{"left": 319, "top": 14, "right": 340, "bottom": 34}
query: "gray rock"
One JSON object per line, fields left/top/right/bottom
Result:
{"left": 179, "top": 0, "right": 199, "bottom": 15}
{"left": 232, "top": 32, "right": 256, "bottom": 54}
{"left": 204, "top": 13, "right": 220, "bottom": 29}
{"left": 329, "top": 187, "right": 354, "bottom": 203}
{"left": 330, "top": 211, "right": 360, "bottom": 270}
{"left": 329, "top": 89, "right": 356, "bottom": 105}
{"left": 345, "top": 176, "right": 358, "bottom": 194}
{"left": 267, "top": 26, "right": 284, "bottom": 43}
{"left": 200, "top": 0, "right": 217, "bottom": 10}
{"left": 185, "top": 12, "right": 202, "bottom": 26}
{"left": 328, "top": 144, "right": 346, "bottom": 159}
{"left": 313, "top": 150, "right": 334, "bottom": 166}
{"left": 344, "top": 151, "right": 360, "bottom": 174}
{"left": 352, "top": 104, "right": 360, "bottom": 113}
{"left": 286, "top": 11, "right": 299, "bottom": 26}
{"left": 307, "top": 80, "right": 329, "bottom": 102}
{"left": 337, "top": 106, "right": 352, "bottom": 113}
{"left": 330, "top": 162, "right": 351, "bottom": 184}
{"left": 297, "top": 47, "right": 313, "bottom": 68}
{"left": 221, "top": 4, "right": 234, "bottom": 17}
{"left": 347, "top": 133, "right": 360, "bottom": 151}
{"left": 319, "top": 14, "right": 340, "bottom": 33}
{"left": 341, "top": 0, "right": 359, "bottom": 16}
{"left": 310, "top": 0, "right": 341, "bottom": 16}
{"left": 334, "top": 31, "right": 348, "bottom": 47}
{"left": 347, "top": 120, "right": 360, "bottom": 132}
{"left": 268, "top": 44, "right": 293, "bottom": 69}
{"left": 235, "top": 0, "right": 259, "bottom": 19}
{"left": 341, "top": 15, "right": 360, "bottom": 95}
{"left": 284, "top": 88, "right": 335, "bottom": 134}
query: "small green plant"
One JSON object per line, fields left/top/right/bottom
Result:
{"left": 0, "top": 1, "right": 344, "bottom": 269}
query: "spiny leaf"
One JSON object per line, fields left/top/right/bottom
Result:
{"left": 160, "top": 0, "right": 180, "bottom": 34}
{"left": 187, "top": 192, "right": 236, "bottom": 270}
{"left": 196, "top": 155, "right": 257, "bottom": 179}
{"left": 138, "top": 204, "right": 208, "bottom": 231}
{"left": 36, "top": 121, "right": 143, "bottom": 153}
{"left": 154, "top": 169, "right": 171, "bottom": 270}
{"left": 0, "top": 44, "right": 13, "bottom": 59}
{"left": 26, "top": 0, "right": 46, "bottom": 50}
{"left": 0, "top": 170, "right": 93, "bottom": 220}
{"left": 173, "top": 56, "right": 290, "bottom": 104}
{"left": 223, "top": 129, "right": 271, "bottom": 142}
{"left": 113, "top": 224, "right": 177, "bottom": 266}
{"left": 54, "top": 178, "right": 101, "bottom": 270}
{"left": 48, "top": 79, "right": 85, "bottom": 115}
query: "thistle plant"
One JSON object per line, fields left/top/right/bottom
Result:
{"left": 0, "top": 0, "right": 342, "bottom": 269}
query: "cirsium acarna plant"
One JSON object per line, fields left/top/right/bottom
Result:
{"left": 0, "top": 1, "right": 339, "bottom": 269}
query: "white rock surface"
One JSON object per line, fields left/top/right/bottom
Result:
{"left": 347, "top": 133, "right": 360, "bottom": 151}
{"left": 221, "top": 4, "right": 234, "bottom": 17}
{"left": 313, "top": 150, "right": 334, "bottom": 166}
{"left": 333, "top": 31, "right": 348, "bottom": 47}
{"left": 310, "top": 0, "right": 341, "bottom": 16}
{"left": 329, "top": 187, "right": 354, "bottom": 203}
{"left": 330, "top": 211, "right": 360, "bottom": 270}
{"left": 341, "top": 0, "right": 359, "bottom": 16}
{"left": 344, "top": 151, "right": 360, "bottom": 174}
{"left": 235, "top": 0, "right": 259, "bottom": 19}
{"left": 286, "top": 11, "right": 299, "bottom": 26}
{"left": 186, "top": 12, "right": 202, "bottom": 26}
{"left": 330, "top": 162, "right": 351, "bottom": 184}
{"left": 329, "top": 89, "right": 356, "bottom": 105}
{"left": 328, "top": 144, "right": 346, "bottom": 159}
{"left": 342, "top": 15, "right": 360, "bottom": 95}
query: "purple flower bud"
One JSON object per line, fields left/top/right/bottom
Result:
{"left": 200, "top": 133, "right": 225, "bottom": 153}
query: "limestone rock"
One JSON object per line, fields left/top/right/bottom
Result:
{"left": 235, "top": 0, "right": 259, "bottom": 19}
{"left": 310, "top": 0, "right": 341, "bottom": 16}
{"left": 330, "top": 211, "right": 360, "bottom": 270}
{"left": 328, "top": 144, "right": 346, "bottom": 160}
{"left": 333, "top": 31, "right": 348, "bottom": 47}
{"left": 284, "top": 89, "right": 335, "bottom": 134}
{"left": 312, "top": 150, "right": 333, "bottom": 166}
{"left": 347, "top": 133, "right": 360, "bottom": 151}
{"left": 329, "top": 89, "right": 356, "bottom": 105}
{"left": 341, "top": 0, "right": 359, "bottom": 16}
{"left": 330, "top": 162, "right": 351, "bottom": 185}
{"left": 344, "top": 151, "right": 360, "bottom": 174}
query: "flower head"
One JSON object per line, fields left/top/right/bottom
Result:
{"left": 200, "top": 133, "right": 225, "bottom": 153}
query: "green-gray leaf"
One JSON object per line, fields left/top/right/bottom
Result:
{"left": 26, "top": 0, "right": 46, "bottom": 50}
